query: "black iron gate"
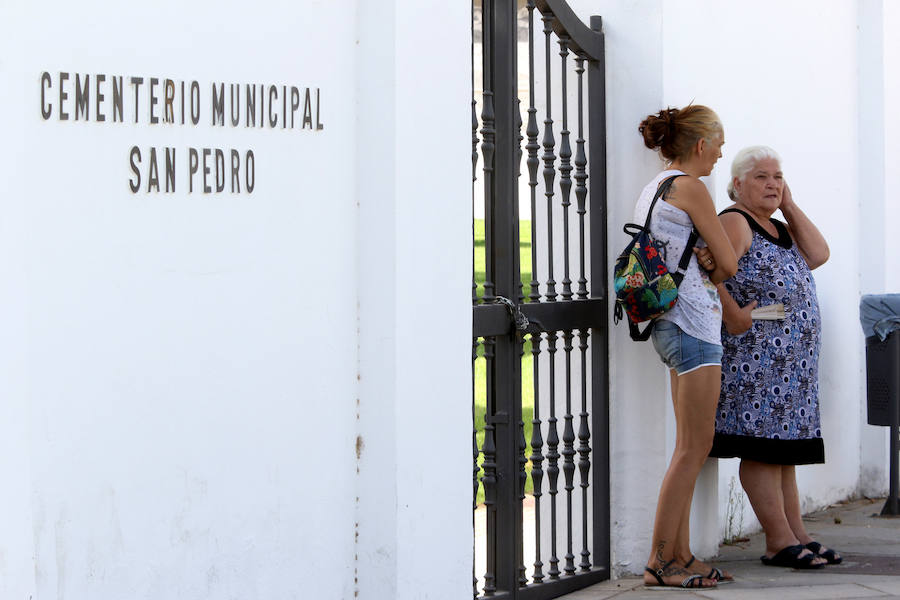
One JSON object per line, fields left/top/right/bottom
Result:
{"left": 472, "top": 1, "right": 608, "bottom": 598}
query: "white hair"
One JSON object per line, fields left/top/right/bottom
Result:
{"left": 727, "top": 145, "right": 782, "bottom": 200}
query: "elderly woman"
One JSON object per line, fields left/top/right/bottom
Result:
{"left": 708, "top": 146, "right": 839, "bottom": 569}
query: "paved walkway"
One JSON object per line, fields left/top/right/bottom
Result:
{"left": 560, "top": 497, "right": 900, "bottom": 599}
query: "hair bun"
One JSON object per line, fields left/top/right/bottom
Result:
{"left": 639, "top": 107, "right": 678, "bottom": 152}
{"left": 661, "top": 107, "right": 678, "bottom": 128}
{"left": 637, "top": 104, "right": 721, "bottom": 162}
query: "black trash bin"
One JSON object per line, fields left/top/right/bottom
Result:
{"left": 860, "top": 294, "right": 900, "bottom": 516}
{"left": 866, "top": 332, "right": 900, "bottom": 427}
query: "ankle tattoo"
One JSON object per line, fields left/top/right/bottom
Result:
{"left": 650, "top": 542, "right": 689, "bottom": 577}
{"left": 655, "top": 541, "right": 667, "bottom": 564}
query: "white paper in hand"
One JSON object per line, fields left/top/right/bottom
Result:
{"left": 750, "top": 303, "right": 786, "bottom": 320}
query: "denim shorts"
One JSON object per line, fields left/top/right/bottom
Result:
{"left": 650, "top": 319, "right": 723, "bottom": 375}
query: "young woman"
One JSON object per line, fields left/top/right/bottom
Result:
{"left": 635, "top": 105, "right": 737, "bottom": 589}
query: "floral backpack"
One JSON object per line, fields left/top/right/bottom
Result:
{"left": 613, "top": 174, "right": 698, "bottom": 341}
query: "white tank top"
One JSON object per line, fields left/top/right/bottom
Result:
{"left": 633, "top": 170, "right": 722, "bottom": 345}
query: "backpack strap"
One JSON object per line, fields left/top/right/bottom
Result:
{"left": 628, "top": 319, "right": 655, "bottom": 342}
{"left": 671, "top": 228, "right": 700, "bottom": 286}
{"left": 642, "top": 174, "right": 681, "bottom": 230}
{"left": 615, "top": 300, "right": 660, "bottom": 341}
{"left": 621, "top": 174, "right": 681, "bottom": 236}
{"left": 648, "top": 174, "right": 699, "bottom": 286}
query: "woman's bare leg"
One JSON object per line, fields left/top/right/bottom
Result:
{"left": 668, "top": 371, "right": 694, "bottom": 564}
{"left": 668, "top": 370, "right": 732, "bottom": 580}
{"left": 782, "top": 466, "right": 839, "bottom": 561}
{"left": 740, "top": 460, "right": 795, "bottom": 554}
{"left": 781, "top": 466, "right": 811, "bottom": 542}
{"left": 644, "top": 365, "right": 720, "bottom": 587}
{"left": 739, "top": 460, "right": 822, "bottom": 564}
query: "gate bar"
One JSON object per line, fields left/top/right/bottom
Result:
{"left": 485, "top": 0, "right": 525, "bottom": 594}
{"left": 587, "top": 14, "right": 610, "bottom": 577}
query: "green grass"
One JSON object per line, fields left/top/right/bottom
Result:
{"left": 473, "top": 219, "right": 534, "bottom": 301}
{"left": 473, "top": 219, "right": 535, "bottom": 506}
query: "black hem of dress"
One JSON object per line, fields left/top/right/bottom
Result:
{"left": 709, "top": 433, "right": 825, "bottom": 465}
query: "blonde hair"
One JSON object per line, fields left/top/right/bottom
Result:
{"left": 639, "top": 105, "right": 723, "bottom": 162}
{"left": 727, "top": 146, "right": 782, "bottom": 200}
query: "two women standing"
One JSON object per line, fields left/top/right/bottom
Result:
{"left": 633, "top": 106, "right": 836, "bottom": 589}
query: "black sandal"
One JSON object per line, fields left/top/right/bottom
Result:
{"left": 760, "top": 544, "right": 825, "bottom": 569}
{"left": 644, "top": 559, "right": 716, "bottom": 589}
{"left": 685, "top": 555, "right": 733, "bottom": 583}
{"left": 806, "top": 541, "right": 842, "bottom": 564}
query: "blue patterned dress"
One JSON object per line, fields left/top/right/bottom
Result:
{"left": 709, "top": 209, "right": 825, "bottom": 465}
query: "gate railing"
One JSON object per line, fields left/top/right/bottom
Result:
{"left": 472, "top": 1, "right": 608, "bottom": 598}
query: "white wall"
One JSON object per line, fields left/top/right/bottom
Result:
{"left": 0, "top": 1, "right": 473, "bottom": 598}
{"left": 872, "top": 0, "right": 900, "bottom": 498}
{"left": 886, "top": 1, "right": 900, "bottom": 294}
{"left": 0, "top": 6, "right": 35, "bottom": 596}
{"left": 857, "top": 0, "right": 891, "bottom": 499}
{"left": 359, "top": 2, "right": 473, "bottom": 599}
{"left": 2, "top": 2, "right": 360, "bottom": 598}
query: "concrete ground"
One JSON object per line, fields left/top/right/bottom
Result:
{"left": 560, "top": 496, "right": 900, "bottom": 599}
